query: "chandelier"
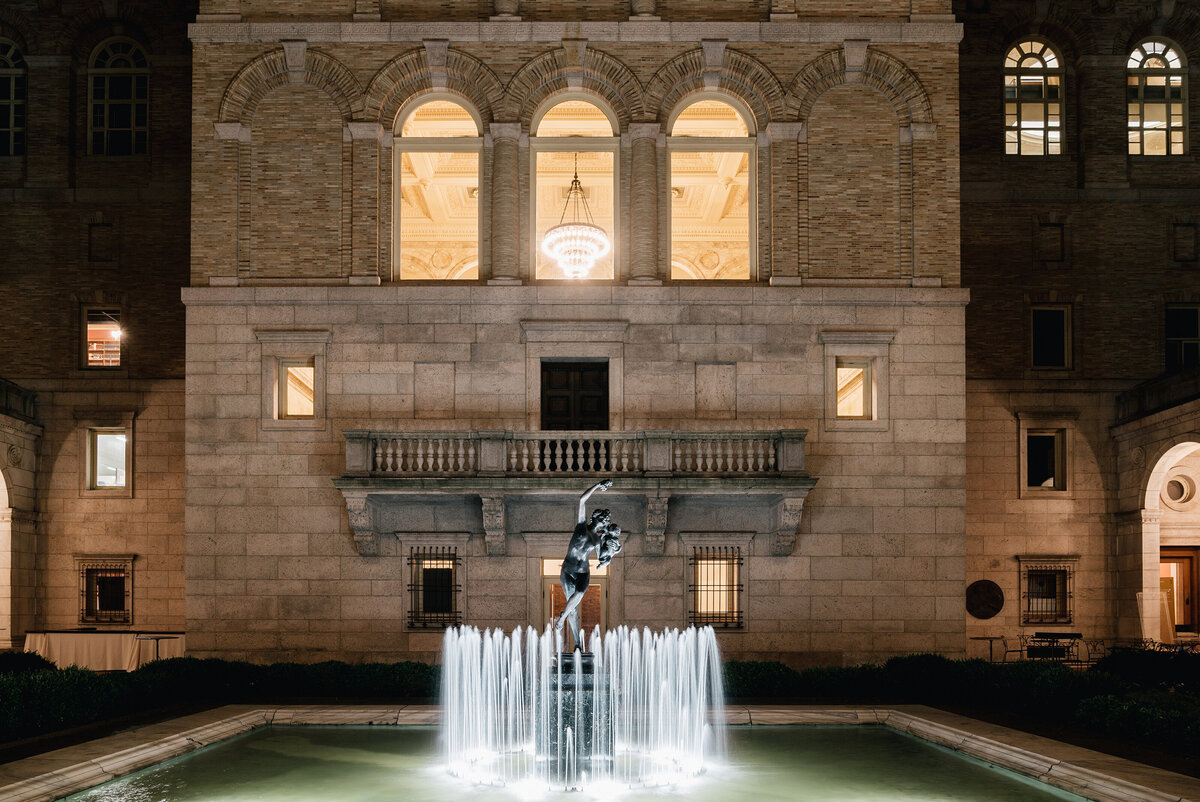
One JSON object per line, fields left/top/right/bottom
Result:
{"left": 540, "top": 154, "right": 611, "bottom": 279}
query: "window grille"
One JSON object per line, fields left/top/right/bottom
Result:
{"left": 1019, "top": 557, "right": 1075, "bottom": 625}
{"left": 1127, "top": 40, "right": 1187, "bottom": 156}
{"left": 689, "top": 546, "right": 743, "bottom": 628}
{"left": 0, "top": 39, "right": 26, "bottom": 157}
{"left": 1004, "top": 39, "right": 1063, "bottom": 156}
{"left": 77, "top": 556, "right": 133, "bottom": 624}
{"left": 408, "top": 546, "right": 462, "bottom": 628}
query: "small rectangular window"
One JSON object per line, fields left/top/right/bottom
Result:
{"left": 408, "top": 546, "right": 462, "bottom": 628}
{"left": 689, "top": 546, "right": 743, "bottom": 628}
{"left": 88, "top": 427, "right": 128, "bottom": 489}
{"left": 835, "top": 358, "right": 872, "bottom": 419}
{"left": 1030, "top": 306, "right": 1070, "bottom": 369}
{"left": 77, "top": 555, "right": 134, "bottom": 625}
{"left": 1166, "top": 305, "right": 1200, "bottom": 373}
{"left": 1019, "top": 556, "right": 1075, "bottom": 625}
{"left": 84, "top": 308, "right": 122, "bottom": 367}
{"left": 1026, "top": 429, "right": 1065, "bottom": 491}
{"left": 278, "top": 358, "right": 315, "bottom": 419}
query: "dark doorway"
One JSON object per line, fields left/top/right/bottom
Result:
{"left": 541, "top": 361, "right": 609, "bottom": 430}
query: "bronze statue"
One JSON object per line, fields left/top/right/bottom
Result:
{"left": 552, "top": 479, "right": 622, "bottom": 649}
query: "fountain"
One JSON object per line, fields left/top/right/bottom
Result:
{"left": 441, "top": 624, "right": 726, "bottom": 791}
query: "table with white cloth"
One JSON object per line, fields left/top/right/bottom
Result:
{"left": 23, "top": 630, "right": 186, "bottom": 671}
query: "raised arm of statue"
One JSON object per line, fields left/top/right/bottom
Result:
{"left": 576, "top": 479, "right": 612, "bottom": 524}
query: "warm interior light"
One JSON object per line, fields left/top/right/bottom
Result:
{"left": 540, "top": 155, "right": 611, "bottom": 279}
{"left": 111, "top": 328, "right": 121, "bottom": 340}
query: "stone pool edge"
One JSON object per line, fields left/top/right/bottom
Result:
{"left": 0, "top": 705, "right": 1193, "bottom": 802}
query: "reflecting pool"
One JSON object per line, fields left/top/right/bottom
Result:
{"left": 61, "top": 725, "right": 1091, "bottom": 802}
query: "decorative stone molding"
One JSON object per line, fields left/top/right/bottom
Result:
{"left": 630, "top": 0, "right": 657, "bottom": 18}
{"left": 366, "top": 48, "right": 504, "bottom": 128}
{"left": 343, "top": 491, "right": 377, "bottom": 556}
{"left": 218, "top": 47, "right": 364, "bottom": 125}
{"left": 345, "top": 121, "right": 384, "bottom": 140}
{"left": 646, "top": 47, "right": 784, "bottom": 131}
{"left": 213, "top": 122, "right": 251, "bottom": 142}
{"left": 504, "top": 47, "right": 645, "bottom": 128}
{"left": 773, "top": 496, "right": 806, "bottom": 556}
{"left": 843, "top": 39, "right": 869, "bottom": 79}
{"left": 787, "top": 46, "right": 934, "bottom": 128}
{"left": 281, "top": 39, "right": 307, "bottom": 83}
{"left": 765, "top": 121, "right": 804, "bottom": 143}
{"left": 481, "top": 496, "right": 507, "bottom": 556}
{"left": 644, "top": 496, "right": 668, "bottom": 555}
{"left": 424, "top": 39, "right": 449, "bottom": 88}
{"left": 493, "top": 0, "right": 519, "bottom": 18}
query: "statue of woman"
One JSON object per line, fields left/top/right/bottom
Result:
{"left": 552, "top": 479, "right": 622, "bottom": 650}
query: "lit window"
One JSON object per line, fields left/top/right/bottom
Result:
{"left": 89, "top": 38, "right": 148, "bottom": 156}
{"left": 0, "top": 39, "right": 26, "bottom": 157}
{"left": 1030, "top": 305, "right": 1071, "bottom": 369}
{"left": 532, "top": 98, "right": 617, "bottom": 281}
{"left": 1004, "top": 40, "right": 1062, "bottom": 155}
{"left": 1127, "top": 40, "right": 1186, "bottom": 156}
{"left": 77, "top": 555, "right": 134, "bottom": 625}
{"left": 1166, "top": 305, "right": 1200, "bottom": 373}
{"left": 1018, "top": 556, "right": 1076, "bottom": 625}
{"left": 1026, "top": 429, "right": 1065, "bottom": 491}
{"left": 408, "top": 546, "right": 461, "bottom": 628}
{"left": 835, "top": 358, "right": 872, "bottom": 419}
{"left": 278, "top": 358, "right": 315, "bottom": 419}
{"left": 88, "top": 427, "right": 128, "bottom": 489}
{"left": 669, "top": 99, "right": 753, "bottom": 280}
{"left": 689, "top": 546, "right": 742, "bottom": 628}
{"left": 395, "top": 98, "right": 481, "bottom": 280}
{"left": 84, "top": 308, "right": 122, "bottom": 367}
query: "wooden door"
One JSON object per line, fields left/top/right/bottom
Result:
{"left": 1161, "top": 548, "right": 1198, "bottom": 633}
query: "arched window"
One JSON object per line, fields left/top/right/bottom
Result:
{"left": 1127, "top": 40, "right": 1187, "bottom": 156}
{"left": 89, "top": 38, "right": 149, "bottom": 156}
{"left": 0, "top": 39, "right": 25, "bottom": 157}
{"left": 531, "top": 98, "right": 618, "bottom": 281}
{"left": 1004, "top": 39, "right": 1062, "bottom": 156}
{"left": 668, "top": 97, "right": 754, "bottom": 280}
{"left": 394, "top": 98, "right": 482, "bottom": 280}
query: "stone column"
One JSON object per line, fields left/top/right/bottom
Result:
{"left": 628, "top": 123, "right": 661, "bottom": 284}
{"left": 489, "top": 123, "right": 522, "bottom": 284}
{"left": 347, "top": 122, "right": 383, "bottom": 285}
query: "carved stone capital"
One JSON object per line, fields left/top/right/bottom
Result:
{"left": 644, "top": 496, "right": 668, "bottom": 556}
{"left": 481, "top": 495, "right": 507, "bottom": 556}
{"left": 628, "top": 123, "right": 661, "bottom": 141}
{"left": 772, "top": 496, "right": 806, "bottom": 556}
{"left": 489, "top": 122, "right": 522, "bottom": 142}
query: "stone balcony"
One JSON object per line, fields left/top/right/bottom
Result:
{"left": 334, "top": 429, "right": 816, "bottom": 557}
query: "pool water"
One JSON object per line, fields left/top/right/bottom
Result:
{"left": 60, "top": 725, "right": 1091, "bottom": 801}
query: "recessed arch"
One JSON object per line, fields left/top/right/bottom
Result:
{"left": 367, "top": 48, "right": 504, "bottom": 129}
{"left": 786, "top": 46, "right": 933, "bottom": 127}
{"left": 1143, "top": 438, "right": 1200, "bottom": 512}
{"left": 218, "top": 47, "right": 363, "bottom": 125}
{"left": 504, "top": 47, "right": 644, "bottom": 130}
{"left": 646, "top": 48, "right": 785, "bottom": 132}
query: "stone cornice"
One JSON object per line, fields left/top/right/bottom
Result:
{"left": 188, "top": 20, "right": 963, "bottom": 45}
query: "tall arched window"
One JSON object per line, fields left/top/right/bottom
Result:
{"left": 1004, "top": 39, "right": 1062, "bottom": 156}
{"left": 531, "top": 98, "right": 618, "bottom": 281}
{"left": 89, "top": 38, "right": 149, "bottom": 156}
{"left": 668, "top": 97, "right": 754, "bottom": 280}
{"left": 1127, "top": 40, "right": 1187, "bottom": 156}
{"left": 0, "top": 39, "right": 26, "bottom": 157}
{"left": 394, "top": 98, "right": 482, "bottom": 280}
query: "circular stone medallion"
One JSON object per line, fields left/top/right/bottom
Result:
{"left": 965, "top": 579, "right": 1004, "bottom": 620}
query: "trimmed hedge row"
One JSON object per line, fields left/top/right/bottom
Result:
{"left": 0, "top": 657, "right": 437, "bottom": 744}
{"left": 723, "top": 650, "right": 1200, "bottom": 759}
{"left": 3, "top": 649, "right": 1197, "bottom": 758}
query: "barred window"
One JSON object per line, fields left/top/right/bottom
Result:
{"left": 77, "top": 555, "right": 134, "bottom": 625}
{"left": 0, "top": 39, "right": 26, "bottom": 157}
{"left": 689, "top": 546, "right": 743, "bottom": 628}
{"left": 408, "top": 546, "right": 461, "bottom": 628}
{"left": 1004, "top": 39, "right": 1063, "bottom": 155}
{"left": 1127, "top": 40, "right": 1186, "bottom": 156}
{"left": 89, "top": 38, "right": 149, "bottom": 156}
{"left": 1019, "top": 556, "right": 1076, "bottom": 625}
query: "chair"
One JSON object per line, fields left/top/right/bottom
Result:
{"left": 1000, "top": 635, "right": 1027, "bottom": 662}
{"left": 1082, "top": 639, "right": 1107, "bottom": 664}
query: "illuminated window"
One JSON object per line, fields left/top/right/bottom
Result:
{"left": 84, "top": 308, "right": 122, "bottom": 367}
{"left": 88, "top": 427, "right": 128, "bottom": 489}
{"left": 1127, "top": 40, "right": 1186, "bottom": 156}
{"left": 395, "top": 98, "right": 481, "bottom": 280}
{"left": 689, "top": 546, "right": 742, "bottom": 628}
{"left": 77, "top": 555, "right": 134, "bottom": 625}
{"left": 89, "top": 38, "right": 148, "bottom": 156}
{"left": 278, "top": 358, "right": 315, "bottom": 419}
{"left": 0, "top": 39, "right": 26, "bottom": 156}
{"left": 408, "top": 546, "right": 462, "bottom": 628}
{"left": 532, "top": 98, "right": 617, "bottom": 280}
{"left": 1004, "top": 39, "right": 1062, "bottom": 155}
{"left": 835, "top": 358, "right": 872, "bottom": 419}
{"left": 668, "top": 98, "right": 753, "bottom": 280}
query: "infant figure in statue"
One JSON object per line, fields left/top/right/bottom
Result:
{"left": 552, "top": 479, "right": 622, "bottom": 650}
